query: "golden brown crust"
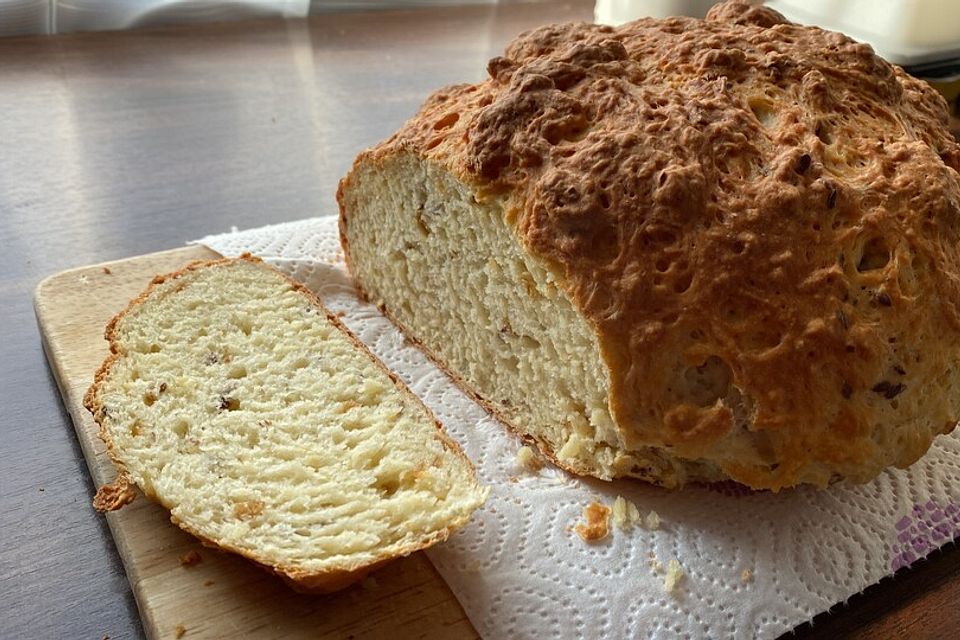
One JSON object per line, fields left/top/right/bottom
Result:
{"left": 84, "top": 253, "right": 484, "bottom": 592}
{"left": 575, "top": 502, "right": 611, "bottom": 542}
{"left": 340, "top": 0, "right": 960, "bottom": 489}
{"left": 92, "top": 473, "right": 136, "bottom": 512}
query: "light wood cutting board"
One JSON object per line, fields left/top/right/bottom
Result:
{"left": 34, "top": 246, "right": 477, "bottom": 640}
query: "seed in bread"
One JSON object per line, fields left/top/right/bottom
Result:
{"left": 84, "top": 255, "right": 487, "bottom": 593}
{"left": 337, "top": 0, "right": 960, "bottom": 490}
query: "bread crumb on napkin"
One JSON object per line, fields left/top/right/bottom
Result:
{"left": 612, "top": 496, "right": 641, "bottom": 530}
{"left": 645, "top": 510, "right": 661, "bottom": 530}
{"left": 741, "top": 568, "right": 754, "bottom": 584}
{"left": 664, "top": 559, "right": 684, "bottom": 594}
{"left": 575, "top": 502, "right": 611, "bottom": 542}
{"left": 174, "top": 624, "right": 187, "bottom": 638}
{"left": 179, "top": 551, "right": 202, "bottom": 567}
{"left": 516, "top": 445, "right": 544, "bottom": 472}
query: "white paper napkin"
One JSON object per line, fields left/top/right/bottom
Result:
{"left": 196, "top": 215, "right": 960, "bottom": 640}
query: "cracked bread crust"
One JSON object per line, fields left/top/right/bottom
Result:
{"left": 342, "top": 0, "right": 960, "bottom": 489}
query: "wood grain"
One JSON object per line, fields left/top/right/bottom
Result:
{"left": 35, "top": 246, "right": 477, "bottom": 640}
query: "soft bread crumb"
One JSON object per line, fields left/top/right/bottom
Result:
{"left": 645, "top": 510, "right": 661, "bottom": 530}
{"left": 664, "top": 558, "right": 684, "bottom": 594}
{"left": 611, "top": 495, "right": 641, "bottom": 530}
{"left": 649, "top": 558, "right": 664, "bottom": 574}
{"left": 557, "top": 436, "right": 583, "bottom": 460}
{"left": 179, "top": 551, "right": 202, "bottom": 567}
{"left": 174, "top": 624, "right": 186, "bottom": 638}
{"left": 575, "top": 502, "right": 611, "bottom": 542}
{"left": 516, "top": 445, "right": 544, "bottom": 472}
{"left": 741, "top": 568, "right": 754, "bottom": 584}
{"left": 84, "top": 257, "right": 488, "bottom": 591}
{"left": 103, "top": 267, "right": 112, "bottom": 275}
{"left": 233, "top": 500, "right": 265, "bottom": 520}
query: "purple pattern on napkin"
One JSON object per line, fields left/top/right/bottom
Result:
{"left": 890, "top": 500, "right": 960, "bottom": 571}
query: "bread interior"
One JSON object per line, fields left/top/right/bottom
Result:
{"left": 97, "top": 259, "right": 485, "bottom": 576}
{"left": 342, "top": 153, "right": 662, "bottom": 479}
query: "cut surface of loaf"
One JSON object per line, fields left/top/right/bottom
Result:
{"left": 84, "top": 256, "right": 487, "bottom": 592}
{"left": 338, "top": 0, "right": 960, "bottom": 490}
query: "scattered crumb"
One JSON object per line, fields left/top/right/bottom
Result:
{"left": 102, "top": 266, "right": 112, "bottom": 275}
{"left": 516, "top": 445, "right": 544, "bottom": 472}
{"left": 38, "top": 487, "right": 44, "bottom": 492}
{"left": 362, "top": 576, "right": 378, "bottom": 590}
{"left": 93, "top": 475, "right": 136, "bottom": 512}
{"left": 103, "top": 635, "right": 110, "bottom": 640}
{"left": 203, "top": 580, "right": 215, "bottom": 587}
{"left": 464, "top": 560, "right": 482, "bottom": 573}
{"left": 645, "top": 510, "right": 661, "bottom": 530}
{"left": 174, "top": 624, "right": 187, "bottom": 638}
{"left": 78, "top": 274, "right": 89, "bottom": 284}
{"left": 741, "top": 568, "right": 754, "bottom": 584}
{"left": 575, "top": 502, "right": 611, "bottom": 542}
{"left": 179, "top": 550, "right": 203, "bottom": 567}
{"left": 649, "top": 558, "right": 664, "bottom": 574}
{"left": 664, "top": 558, "right": 684, "bottom": 594}
{"left": 647, "top": 551, "right": 656, "bottom": 559}
{"left": 611, "top": 495, "right": 641, "bottom": 530}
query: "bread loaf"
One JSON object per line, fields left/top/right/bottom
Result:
{"left": 85, "top": 256, "right": 487, "bottom": 592}
{"left": 337, "top": 0, "right": 960, "bottom": 490}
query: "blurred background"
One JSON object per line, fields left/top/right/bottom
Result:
{"left": 0, "top": 0, "right": 955, "bottom": 126}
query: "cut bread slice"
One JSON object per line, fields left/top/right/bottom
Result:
{"left": 84, "top": 255, "right": 487, "bottom": 593}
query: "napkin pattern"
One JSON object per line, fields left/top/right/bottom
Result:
{"left": 197, "top": 216, "right": 960, "bottom": 640}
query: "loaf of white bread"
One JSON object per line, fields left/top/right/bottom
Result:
{"left": 85, "top": 256, "right": 487, "bottom": 592}
{"left": 337, "top": 0, "right": 960, "bottom": 490}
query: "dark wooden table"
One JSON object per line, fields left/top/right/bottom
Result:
{"left": 1, "top": 2, "right": 958, "bottom": 638}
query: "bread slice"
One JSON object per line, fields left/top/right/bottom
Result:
{"left": 337, "top": 1, "right": 960, "bottom": 490}
{"left": 84, "top": 255, "right": 487, "bottom": 593}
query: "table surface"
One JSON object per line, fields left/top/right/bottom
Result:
{"left": 2, "top": 2, "right": 959, "bottom": 638}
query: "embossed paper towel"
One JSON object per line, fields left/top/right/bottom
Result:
{"left": 197, "top": 216, "right": 960, "bottom": 640}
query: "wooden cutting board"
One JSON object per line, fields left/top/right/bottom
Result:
{"left": 34, "top": 246, "right": 477, "bottom": 640}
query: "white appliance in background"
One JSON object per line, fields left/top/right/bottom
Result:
{"left": 0, "top": 0, "right": 51, "bottom": 36}
{"left": 53, "top": 0, "right": 308, "bottom": 34}
{"left": 312, "top": 0, "right": 499, "bottom": 10}
{"left": 766, "top": 0, "right": 960, "bottom": 67}
{"left": 595, "top": 0, "right": 960, "bottom": 68}
{"left": 594, "top": 0, "right": 719, "bottom": 23}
